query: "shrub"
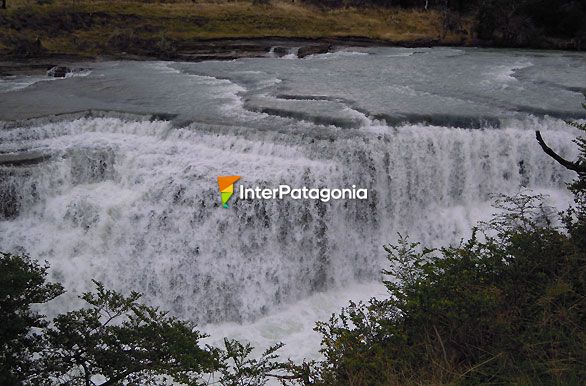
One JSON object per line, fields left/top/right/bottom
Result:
{"left": 0, "top": 254, "right": 289, "bottom": 385}
{"left": 35, "top": 280, "right": 221, "bottom": 385}
{"left": 0, "top": 253, "right": 63, "bottom": 385}
{"left": 6, "top": 36, "right": 46, "bottom": 58}
{"left": 312, "top": 199, "right": 585, "bottom": 385}
{"left": 155, "top": 35, "right": 177, "bottom": 59}
{"left": 309, "top": 100, "right": 586, "bottom": 385}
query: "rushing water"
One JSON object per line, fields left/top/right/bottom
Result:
{"left": 1, "top": 46, "right": 585, "bottom": 360}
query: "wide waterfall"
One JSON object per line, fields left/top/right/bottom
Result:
{"left": 1, "top": 46, "right": 585, "bottom": 360}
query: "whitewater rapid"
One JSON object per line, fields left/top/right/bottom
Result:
{"left": 1, "top": 46, "right": 585, "bottom": 360}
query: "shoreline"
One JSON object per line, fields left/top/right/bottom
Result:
{"left": 0, "top": 36, "right": 439, "bottom": 76}
{"left": 1, "top": 36, "right": 583, "bottom": 78}
{"left": 2, "top": 0, "right": 583, "bottom": 75}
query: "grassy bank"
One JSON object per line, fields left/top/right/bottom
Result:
{"left": 0, "top": 0, "right": 473, "bottom": 59}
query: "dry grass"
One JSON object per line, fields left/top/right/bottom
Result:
{"left": 0, "top": 0, "right": 474, "bottom": 57}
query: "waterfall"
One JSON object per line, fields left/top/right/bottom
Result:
{"left": 0, "top": 114, "right": 578, "bottom": 324}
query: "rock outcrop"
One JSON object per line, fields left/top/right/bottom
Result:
{"left": 47, "top": 66, "right": 70, "bottom": 77}
{"left": 297, "top": 44, "right": 332, "bottom": 58}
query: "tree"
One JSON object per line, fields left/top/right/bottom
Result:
{"left": 0, "top": 253, "right": 64, "bottom": 386}
{"left": 218, "top": 339, "right": 286, "bottom": 386}
{"left": 35, "top": 280, "right": 220, "bottom": 386}
{"left": 0, "top": 254, "right": 292, "bottom": 386}
{"left": 535, "top": 95, "right": 586, "bottom": 178}
{"left": 307, "top": 97, "right": 586, "bottom": 385}
{"left": 536, "top": 95, "right": 586, "bottom": 248}
{"left": 535, "top": 130, "right": 586, "bottom": 176}
{"left": 311, "top": 196, "right": 585, "bottom": 385}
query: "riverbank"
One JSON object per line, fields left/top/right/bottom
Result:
{"left": 0, "top": 36, "right": 443, "bottom": 77}
{"left": 0, "top": 0, "right": 475, "bottom": 62}
{"left": 1, "top": 0, "right": 583, "bottom": 76}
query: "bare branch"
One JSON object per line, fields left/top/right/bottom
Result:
{"left": 535, "top": 131, "right": 586, "bottom": 175}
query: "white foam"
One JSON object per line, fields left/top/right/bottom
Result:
{"left": 0, "top": 70, "right": 91, "bottom": 93}
{"left": 203, "top": 281, "right": 387, "bottom": 362}
{"left": 308, "top": 50, "right": 370, "bottom": 60}
{"left": 485, "top": 60, "right": 533, "bottom": 87}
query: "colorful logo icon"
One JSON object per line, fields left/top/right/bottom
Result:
{"left": 217, "top": 176, "right": 240, "bottom": 208}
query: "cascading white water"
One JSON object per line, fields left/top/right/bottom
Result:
{"left": 0, "top": 115, "right": 578, "bottom": 323}
{"left": 1, "top": 47, "right": 584, "bottom": 360}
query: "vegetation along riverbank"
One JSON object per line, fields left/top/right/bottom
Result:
{"left": 0, "top": 0, "right": 584, "bottom": 64}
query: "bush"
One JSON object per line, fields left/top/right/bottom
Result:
{"left": 309, "top": 101, "right": 586, "bottom": 385}
{"left": 35, "top": 280, "right": 221, "bottom": 385}
{"left": 6, "top": 36, "right": 46, "bottom": 58}
{"left": 312, "top": 197, "right": 585, "bottom": 384}
{"left": 155, "top": 35, "right": 177, "bottom": 59}
{"left": 0, "top": 254, "right": 289, "bottom": 385}
{"left": 0, "top": 253, "right": 63, "bottom": 385}
{"left": 475, "top": 0, "right": 585, "bottom": 47}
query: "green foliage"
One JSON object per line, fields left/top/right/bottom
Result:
{"left": 218, "top": 338, "right": 285, "bottom": 386}
{"left": 309, "top": 104, "right": 586, "bottom": 385}
{"left": 0, "top": 253, "right": 64, "bottom": 386}
{"left": 312, "top": 197, "right": 586, "bottom": 385}
{"left": 35, "top": 280, "right": 220, "bottom": 386}
{"left": 0, "top": 255, "right": 292, "bottom": 386}
{"left": 480, "top": 191, "right": 555, "bottom": 234}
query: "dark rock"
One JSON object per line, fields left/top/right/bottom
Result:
{"left": 0, "top": 176, "right": 21, "bottom": 219}
{"left": 0, "top": 151, "right": 51, "bottom": 166}
{"left": 46, "top": 65, "right": 87, "bottom": 77}
{"left": 0, "top": 164, "right": 39, "bottom": 220}
{"left": 272, "top": 46, "right": 290, "bottom": 57}
{"left": 297, "top": 44, "right": 332, "bottom": 58}
{"left": 47, "top": 65, "right": 69, "bottom": 77}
